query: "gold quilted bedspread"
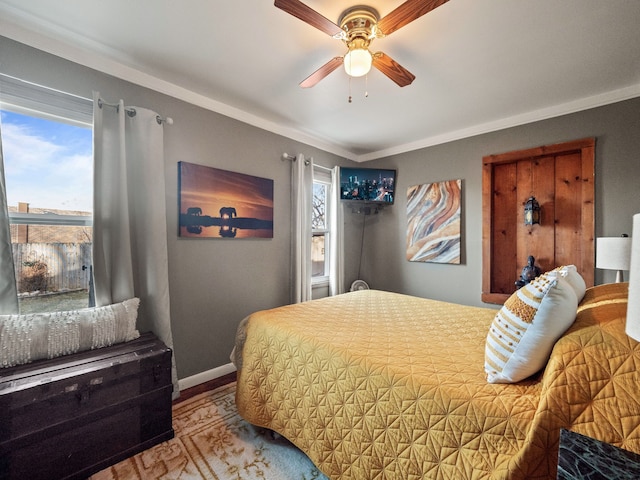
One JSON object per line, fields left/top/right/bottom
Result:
{"left": 235, "top": 286, "right": 640, "bottom": 479}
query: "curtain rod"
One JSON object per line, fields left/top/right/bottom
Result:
{"left": 281, "top": 153, "right": 299, "bottom": 162}
{"left": 97, "top": 97, "right": 173, "bottom": 125}
{"left": 281, "top": 153, "right": 332, "bottom": 171}
{"left": 282, "top": 152, "right": 310, "bottom": 165}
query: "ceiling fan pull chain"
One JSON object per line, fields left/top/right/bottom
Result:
{"left": 348, "top": 75, "right": 352, "bottom": 103}
{"left": 365, "top": 74, "right": 369, "bottom": 98}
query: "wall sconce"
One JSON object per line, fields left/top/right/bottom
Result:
{"left": 596, "top": 234, "right": 632, "bottom": 282}
{"left": 524, "top": 196, "right": 541, "bottom": 225}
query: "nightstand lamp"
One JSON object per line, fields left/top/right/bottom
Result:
{"left": 596, "top": 234, "right": 631, "bottom": 282}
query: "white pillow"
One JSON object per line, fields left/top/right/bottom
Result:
{"left": 484, "top": 269, "right": 581, "bottom": 383}
{"left": 554, "top": 264, "right": 586, "bottom": 302}
{"left": 0, "top": 298, "right": 140, "bottom": 368}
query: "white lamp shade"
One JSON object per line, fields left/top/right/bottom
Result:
{"left": 626, "top": 214, "right": 640, "bottom": 341}
{"left": 596, "top": 236, "right": 632, "bottom": 271}
{"left": 344, "top": 49, "right": 372, "bottom": 77}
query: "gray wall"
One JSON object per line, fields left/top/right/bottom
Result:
{"left": 3, "top": 35, "right": 639, "bottom": 381}
{"left": 364, "top": 98, "right": 640, "bottom": 307}
{"left": 0, "top": 36, "right": 361, "bottom": 379}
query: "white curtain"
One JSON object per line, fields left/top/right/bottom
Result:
{"left": 92, "top": 92, "right": 178, "bottom": 396}
{"left": 291, "top": 154, "right": 313, "bottom": 303}
{"left": 329, "top": 166, "right": 345, "bottom": 296}
{"left": 0, "top": 119, "right": 19, "bottom": 314}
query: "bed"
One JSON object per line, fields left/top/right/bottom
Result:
{"left": 233, "top": 279, "right": 640, "bottom": 479}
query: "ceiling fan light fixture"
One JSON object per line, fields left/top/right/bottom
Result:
{"left": 344, "top": 48, "right": 372, "bottom": 77}
{"left": 275, "top": 0, "right": 438, "bottom": 88}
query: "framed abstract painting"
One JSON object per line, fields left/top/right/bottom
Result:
{"left": 406, "top": 179, "right": 461, "bottom": 263}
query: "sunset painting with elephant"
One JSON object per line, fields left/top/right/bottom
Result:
{"left": 178, "top": 161, "right": 274, "bottom": 238}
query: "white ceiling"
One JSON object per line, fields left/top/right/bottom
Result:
{"left": 1, "top": 0, "right": 639, "bottom": 161}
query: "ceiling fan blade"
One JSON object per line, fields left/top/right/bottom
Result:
{"left": 300, "top": 57, "right": 344, "bottom": 88}
{"left": 372, "top": 52, "right": 416, "bottom": 87}
{"left": 377, "top": 0, "right": 450, "bottom": 36}
{"left": 274, "top": 0, "right": 343, "bottom": 37}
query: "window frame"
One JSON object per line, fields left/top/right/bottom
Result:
{"left": 9, "top": 212, "right": 92, "bottom": 227}
{"left": 1, "top": 74, "right": 94, "bottom": 311}
{"left": 312, "top": 166, "right": 332, "bottom": 287}
{"left": 1, "top": 74, "right": 93, "bottom": 229}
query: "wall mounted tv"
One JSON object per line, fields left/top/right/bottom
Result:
{"left": 339, "top": 167, "right": 396, "bottom": 205}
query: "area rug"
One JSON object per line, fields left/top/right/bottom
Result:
{"left": 90, "top": 382, "right": 328, "bottom": 480}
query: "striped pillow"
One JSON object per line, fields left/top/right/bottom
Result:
{"left": 484, "top": 268, "right": 581, "bottom": 383}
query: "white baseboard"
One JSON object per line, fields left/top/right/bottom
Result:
{"left": 178, "top": 362, "right": 237, "bottom": 391}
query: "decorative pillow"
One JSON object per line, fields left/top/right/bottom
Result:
{"left": 573, "top": 283, "right": 628, "bottom": 327}
{"left": 579, "top": 282, "right": 628, "bottom": 308}
{"left": 484, "top": 268, "right": 582, "bottom": 383}
{"left": 0, "top": 298, "right": 140, "bottom": 368}
{"left": 552, "top": 264, "right": 587, "bottom": 302}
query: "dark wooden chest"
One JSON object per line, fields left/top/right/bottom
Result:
{"left": 0, "top": 332, "right": 174, "bottom": 480}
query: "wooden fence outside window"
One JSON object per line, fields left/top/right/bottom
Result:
{"left": 12, "top": 243, "right": 92, "bottom": 294}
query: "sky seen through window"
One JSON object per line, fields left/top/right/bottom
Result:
{"left": 1, "top": 109, "right": 92, "bottom": 213}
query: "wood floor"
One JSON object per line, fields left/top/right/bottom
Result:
{"left": 173, "top": 371, "right": 237, "bottom": 405}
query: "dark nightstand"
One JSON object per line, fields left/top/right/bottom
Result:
{"left": 557, "top": 429, "right": 640, "bottom": 479}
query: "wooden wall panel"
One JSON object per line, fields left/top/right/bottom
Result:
{"left": 491, "top": 163, "right": 518, "bottom": 294}
{"left": 482, "top": 139, "right": 595, "bottom": 304}
{"left": 579, "top": 143, "right": 596, "bottom": 280}
{"left": 516, "top": 156, "right": 556, "bottom": 274}
{"left": 554, "top": 153, "right": 583, "bottom": 268}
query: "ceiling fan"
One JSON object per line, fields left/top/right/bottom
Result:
{"left": 274, "top": 0, "right": 450, "bottom": 88}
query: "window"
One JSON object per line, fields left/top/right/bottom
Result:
{"left": 312, "top": 167, "right": 332, "bottom": 285}
{"left": 1, "top": 74, "right": 93, "bottom": 313}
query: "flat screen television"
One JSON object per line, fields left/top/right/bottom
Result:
{"left": 339, "top": 167, "right": 396, "bottom": 205}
